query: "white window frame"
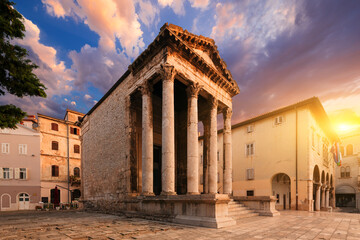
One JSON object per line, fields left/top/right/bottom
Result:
{"left": 3, "top": 168, "right": 11, "bottom": 179}
{"left": 246, "top": 143, "right": 255, "bottom": 156}
{"left": 2, "top": 143, "right": 10, "bottom": 154}
{"left": 19, "top": 144, "right": 27, "bottom": 155}
{"left": 247, "top": 125, "right": 254, "bottom": 133}
{"left": 20, "top": 168, "right": 27, "bottom": 180}
{"left": 275, "top": 116, "right": 284, "bottom": 125}
{"left": 246, "top": 168, "right": 255, "bottom": 180}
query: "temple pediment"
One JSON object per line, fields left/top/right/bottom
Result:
{"left": 129, "top": 23, "right": 240, "bottom": 97}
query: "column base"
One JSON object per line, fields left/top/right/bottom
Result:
{"left": 161, "top": 191, "right": 177, "bottom": 196}
{"left": 141, "top": 192, "right": 155, "bottom": 196}
{"left": 186, "top": 192, "right": 200, "bottom": 195}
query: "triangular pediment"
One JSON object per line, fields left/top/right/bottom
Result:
{"left": 129, "top": 23, "right": 240, "bottom": 97}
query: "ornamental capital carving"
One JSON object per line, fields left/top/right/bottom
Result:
{"left": 209, "top": 96, "right": 218, "bottom": 109}
{"left": 138, "top": 82, "right": 152, "bottom": 96}
{"left": 186, "top": 82, "right": 202, "bottom": 99}
{"left": 160, "top": 63, "right": 176, "bottom": 82}
{"left": 223, "top": 107, "right": 232, "bottom": 119}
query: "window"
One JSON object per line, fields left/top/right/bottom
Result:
{"left": 74, "top": 167, "right": 80, "bottom": 177}
{"left": 246, "top": 143, "right": 254, "bottom": 156}
{"left": 346, "top": 144, "right": 353, "bottom": 156}
{"left": 19, "top": 144, "right": 27, "bottom": 155}
{"left": 20, "top": 168, "right": 27, "bottom": 180}
{"left": 3, "top": 168, "right": 11, "bottom": 179}
{"left": 41, "top": 197, "right": 49, "bottom": 203}
{"left": 77, "top": 116, "right": 82, "bottom": 122}
{"left": 276, "top": 194, "right": 280, "bottom": 203}
{"left": 246, "top": 168, "right": 255, "bottom": 180}
{"left": 51, "top": 123, "right": 58, "bottom": 131}
{"left": 52, "top": 165, "right": 59, "bottom": 177}
{"left": 247, "top": 190, "right": 254, "bottom": 196}
{"left": 247, "top": 125, "right": 254, "bottom": 133}
{"left": 275, "top": 116, "right": 283, "bottom": 125}
{"left": 346, "top": 166, "right": 350, "bottom": 178}
{"left": 2, "top": 143, "right": 9, "bottom": 154}
{"left": 52, "top": 141, "right": 59, "bottom": 150}
{"left": 340, "top": 167, "right": 345, "bottom": 178}
{"left": 74, "top": 144, "right": 80, "bottom": 153}
{"left": 70, "top": 127, "right": 79, "bottom": 135}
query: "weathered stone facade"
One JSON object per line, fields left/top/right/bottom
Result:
{"left": 81, "top": 23, "right": 240, "bottom": 228}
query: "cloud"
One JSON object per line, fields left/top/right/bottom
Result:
{"left": 71, "top": 101, "right": 76, "bottom": 106}
{"left": 42, "top": 0, "right": 144, "bottom": 57}
{"left": 189, "top": 0, "right": 209, "bottom": 9}
{"left": 137, "top": 0, "right": 160, "bottom": 28}
{"left": 158, "top": 0, "right": 185, "bottom": 15}
{"left": 84, "top": 94, "right": 92, "bottom": 100}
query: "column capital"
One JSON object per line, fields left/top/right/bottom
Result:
{"left": 186, "top": 82, "right": 202, "bottom": 99}
{"left": 209, "top": 96, "right": 218, "bottom": 109}
{"left": 139, "top": 82, "right": 152, "bottom": 96}
{"left": 160, "top": 63, "right": 176, "bottom": 82}
{"left": 223, "top": 107, "right": 232, "bottom": 120}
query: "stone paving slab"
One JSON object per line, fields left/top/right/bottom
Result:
{"left": 0, "top": 210, "right": 359, "bottom": 239}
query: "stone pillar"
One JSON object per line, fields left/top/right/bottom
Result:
{"left": 160, "top": 63, "right": 176, "bottom": 195}
{"left": 202, "top": 119, "right": 210, "bottom": 194}
{"left": 186, "top": 83, "right": 201, "bottom": 194}
{"left": 208, "top": 97, "right": 218, "bottom": 194}
{"left": 140, "top": 83, "right": 154, "bottom": 196}
{"left": 315, "top": 184, "right": 321, "bottom": 211}
{"left": 223, "top": 107, "right": 232, "bottom": 195}
{"left": 321, "top": 186, "right": 326, "bottom": 208}
{"left": 325, "top": 188, "right": 330, "bottom": 208}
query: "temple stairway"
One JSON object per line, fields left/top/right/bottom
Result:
{"left": 228, "top": 199, "right": 259, "bottom": 222}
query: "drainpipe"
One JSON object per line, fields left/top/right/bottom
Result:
{"left": 66, "top": 121, "right": 70, "bottom": 204}
{"left": 295, "top": 107, "right": 298, "bottom": 210}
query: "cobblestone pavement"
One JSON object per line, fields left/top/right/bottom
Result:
{"left": 0, "top": 210, "right": 359, "bottom": 240}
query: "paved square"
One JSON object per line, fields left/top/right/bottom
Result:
{"left": 0, "top": 210, "right": 359, "bottom": 239}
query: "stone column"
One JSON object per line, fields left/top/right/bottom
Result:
{"left": 160, "top": 63, "right": 176, "bottom": 195}
{"left": 202, "top": 118, "right": 210, "bottom": 194}
{"left": 325, "top": 188, "right": 330, "bottom": 208}
{"left": 140, "top": 83, "right": 154, "bottom": 196}
{"left": 208, "top": 97, "right": 218, "bottom": 194}
{"left": 223, "top": 107, "right": 232, "bottom": 195}
{"left": 315, "top": 184, "right": 321, "bottom": 211}
{"left": 186, "top": 83, "right": 201, "bottom": 194}
{"left": 321, "top": 186, "right": 326, "bottom": 208}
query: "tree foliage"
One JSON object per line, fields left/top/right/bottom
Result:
{"left": 0, "top": 0, "right": 46, "bottom": 128}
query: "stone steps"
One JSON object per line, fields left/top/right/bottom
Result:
{"left": 228, "top": 199, "right": 259, "bottom": 221}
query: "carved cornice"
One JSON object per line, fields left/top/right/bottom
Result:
{"left": 186, "top": 82, "right": 202, "bottom": 99}
{"left": 160, "top": 63, "right": 176, "bottom": 82}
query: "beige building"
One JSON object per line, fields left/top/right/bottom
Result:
{"left": 81, "top": 23, "right": 244, "bottom": 228}
{"left": 38, "top": 109, "right": 84, "bottom": 204}
{"left": 335, "top": 128, "right": 360, "bottom": 210}
{"left": 200, "top": 97, "right": 338, "bottom": 211}
{"left": 0, "top": 119, "right": 41, "bottom": 211}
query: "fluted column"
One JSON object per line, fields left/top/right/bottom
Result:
{"left": 186, "top": 83, "right": 201, "bottom": 194}
{"left": 223, "top": 107, "right": 232, "bottom": 195}
{"left": 140, "top": 83, "right": 154, "bottom": 196}
{"left": 160, "top": 63, "right": 176, "bottom": 195}
{"left": 325, "top": 188, "right": 330, "bottom": 208}
{"left": 208, "top": 97, "right": 218, "bottom": 194}
{"left": 315, "top": 184, "right": 321, "bottom": 211}
{"left": 202, "top": 118, "right": 210, "bottom": 194}
{"left": 321, "top": 186, "right": 326, "bottom": 208}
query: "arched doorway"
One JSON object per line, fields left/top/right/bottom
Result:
{"left": 51, "top": 188, "right": 60, "bottom": 205}
{"left": 336, "top": 185, "right": 356, "bottom": 207}
{"left": 313, "top": 165, "right": 320, "bottom": 211}
{"left": 1, "top": 194, "right": 11, "bottom": 210}
{"left": 272, "top": 173, "right": 291, "bottom": 210}
{"left": 18, "top": 193, "right": 30, "bottom": 210}
{"left": 72, "top": 189, "right": 81, "bottom": 200}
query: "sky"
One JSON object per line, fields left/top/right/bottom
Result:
{"left": 3, "top": 0, "right": 360, "bottom": 134}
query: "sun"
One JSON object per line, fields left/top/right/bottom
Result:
{"left": 334, "top": 123, "right": 359, "bottom": 134}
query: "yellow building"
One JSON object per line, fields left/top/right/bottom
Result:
{"left": 38, "top": 109, "right": 84, "bottom": 204}
{"left": 200, "top": 97, "right": 338, "bottom": 211}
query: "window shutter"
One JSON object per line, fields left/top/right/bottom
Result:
{"left": 15, "top": 168, "right": 20, "bottom": 179}
{"left": 70, "top": 127, "right": 74, "bottom": 134}
{"left": 26, "top": 168, "right": 29, "bottom": 180}
{"left": 9, "top": 168, "right": 13, "bottom": 179}
{"left": 0, "top": 168, "right": 3, "bottom": 179}
{"left": 56, "top": 166, "right": 59, "bottom": 176}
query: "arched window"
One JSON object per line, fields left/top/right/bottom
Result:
{"left": 346, "top": 144, "right": 353, "bottom": 156}
{"left": 346, "top": 166, "right": 350, "bottom": 178}
{"left": 340, "top": 167, "right": 345, "bottom": 178}
{"left": 52, "top": 165, "right": 59, "bottom": 177}
{"left": 52, "top": 141, "right": 59, "bottom": 150}
{"left": 74, "top": 167, "right": 80, "bottom": 177}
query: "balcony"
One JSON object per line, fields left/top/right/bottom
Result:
{"left": 69, "top": 175, "right": 81, "bottom": 186}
